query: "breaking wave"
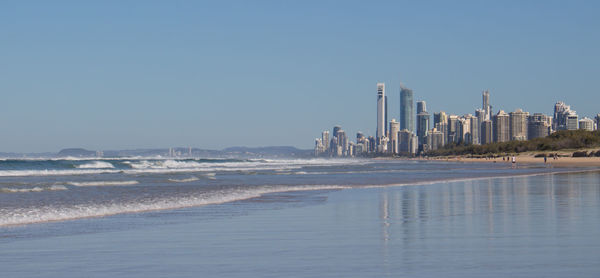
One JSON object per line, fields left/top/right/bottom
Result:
{"left": 67, "top": 181, "right": 139, "bottom": 187}
{"left": 76, "top": 161, "right": 115, "bottom": 169}
{"left": 0, "top": 184, "right": 349, "bottom": 226}
{"left": 168, "top": 177, "right": 200, "bottom": 183}
{"left": 0, "top": 185, "right": 68, "bottom": 193}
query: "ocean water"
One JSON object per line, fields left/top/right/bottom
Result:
{"left": 0, "top": 158, "right": 599, "bottom": 277}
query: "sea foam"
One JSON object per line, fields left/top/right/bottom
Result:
{"left": 0, "top": 184, "right": 349, "bottom": 226}
{"left": 67, "top": 181, "right": 139, "bottom": 187}
{"left": 76, "top": 161, "right": 115, "bottom": 169}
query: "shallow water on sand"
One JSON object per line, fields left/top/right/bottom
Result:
{"left": 0, "top": 159, "right": 599, "bottom": 277}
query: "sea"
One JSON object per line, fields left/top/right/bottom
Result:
{"left": 0, "top": 157, "right": 599, "bottom": 277}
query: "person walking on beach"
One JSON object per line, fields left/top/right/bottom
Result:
{"left": 511, "top": 156, "right": 517, "bottom": 168}
{"left": 544, "top": 156, "right": 547, "bottom": 164}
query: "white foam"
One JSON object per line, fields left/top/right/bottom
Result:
{"left": 168, "top": 177, "right": 200, "bottom": 183}
{"left": 0, "top": 185, "right": 68, "bottom": 193}
{"left": 76, "top": 161, "right": 115, "bottom": 169}
{"left": 0, "top": 158, "right": 368, "bottom": 177}
{"left": 0, "top": 169, "right": 122, "bottom": 177}
{"left": 0, "top": 184, "right": 349, "bottom": 226}
{"left": 67, "top": 181, "right": 139, "bottom": 187}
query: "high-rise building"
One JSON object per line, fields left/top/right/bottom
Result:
{"left": 433, "top": 111, "right": 447, "bottom": 127}
{"left": 336, "top": 129, "right": 348, "bottom": 156}
{"left": 595, "top": 114, "right": 600, "bottom": 131}
{"left": 400, "top": 86, "right": 414, "bottom": 132}
{"left": 333, "top": 126, "right": 342, "bottom": 138}
{"left": 566, "top": 112, "right": 578, "bottom": 130}
{"left": 376, "top": 83, "right": 386, "bottom": 140}
{"left": 528, "top": 121, "right": 550, "bottom": 139}
{"left": 467, "top": 114, "right": 480, "bottom": 145}
{"left": 368, "top": 136, "right": 376, "bottom": 153}
{"left": 458, "top": 117, "right": 470, "bottom": 144}
{"left": 385, "top": 96, "right": 389, "bottom": 136}
{"left": 447, "top": 115, "right": 460, "bottom": 144}
{"left": 480, "top": 120, "right": 493, "bottom": 145}
{"left": 509, "top": 109, "right": 529, "bottom": 141}
{"left": 493, "top": 110, "right": 510, "bottom": 143}
{"left": 314, "top": 138, "right": 325, "bottom": 156}
{"left": 528, "top": 113, "right": 551, "bottom": 140}
{"left": 482, "top": 90, "right": 491, "bottom": 120}
{"left": 460, "top": 115, "right": 476, "bottom": 145}
{"left": 427, "top": 128, "right": 444, "bottom": 150}
{"left": 433, "top": 111, "right": 448, "bottom": 145}
{"left": 416, "top": 111, "right": 430, "bottom": 149}
{"left": 389, "top": 119, "right": 400, "bottom": 154}
{"left": 553, "top": 101, "right": 576, "bottom": 131}
{"left": 579, "top": 117, "right": 594, "bottom": 131}
{"left": 398, "top": 129, "right": 417, "bottom": 155}
{"left": 475, "top": 108, "right": 486, "bottom": 143}
{"left": 356, "top": 132, "right": 368, "bottom": 155}
{"left": 417, "top": 101, "right": 426, "bottom": 114}
{"left": 322, "top": 131, "right": 330, "bottom": 151}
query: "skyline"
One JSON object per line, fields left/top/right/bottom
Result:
{"left": 1, "top": 1, "right": 599, "bottom": 152}
{"left": 315, "top": 83, "right": 599, "bottom": 157}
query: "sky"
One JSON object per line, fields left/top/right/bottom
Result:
{"left": 1, "top": 0, "right": 599, "bottom": 153}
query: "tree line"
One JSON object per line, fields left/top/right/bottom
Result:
{"left": 426, "top": 130, "right": 600, "bottom": 156}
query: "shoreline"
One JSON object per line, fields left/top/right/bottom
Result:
{"left": 2, "top": 165, "right": 598, "bottom": 228}
{"left": 423, "top": 154, "right": 600, "bottom": 168}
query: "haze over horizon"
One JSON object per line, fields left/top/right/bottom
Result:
{"left": 1, "top": 1, "right": 599, "bottom": 153}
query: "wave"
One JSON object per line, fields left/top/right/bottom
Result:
{"left": 0, "top": 184, "right": 350, "bottom": 226}
{"left": 76, "top": 161, "right": 115, "bottom": 169}
{"left": 0, "top": 185, "right": 68, "bottom": 193}
{"left": 0, "top": 158, "right": 367, "bottom": 177}
{"left": 168, "top": 177, "right": 200, "bottom": 183}
{"left": 124, "top": 160, "right": 205, "bottom": 169}
{"left": 1, "top": 168, "right": 596, "bottom": 227}
{"left": 66, "top": 181, "right": 139, "bottom": 187}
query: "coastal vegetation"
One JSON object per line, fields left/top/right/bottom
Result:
{"left": 426, "top": 130, "right": 600, "bottom": 157}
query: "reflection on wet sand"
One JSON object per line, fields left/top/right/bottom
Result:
{"left": 377, "top": 171, "right": 600, "bottom": 272}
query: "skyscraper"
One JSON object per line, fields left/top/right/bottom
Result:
{"left": 433, "top": 111, "right": 448, "bottom": 147}
{"left": 322, "top": 131, "right": 329, "bottom": 151}
{"left": 400, "top": 86, "right": 414, "bottom": 132}
{"left": 493, "top": 110, "right": 510, "bottom": 143}
{"left": 528, "top": 113, "right": 551, "bottom": 140}
{"left": 398, "top": 129, "right": 417, "bottom": 155}
{"left": 509, "top": 109, "right": 529, "bottom": 141}
{"left": 595, "top": 114, "right": 600, "bottom": 130}
{"left": 389, "top": 119, "right": 400, "bottom": 154}
{"left": 333, "top": 126, "right": 341, "bottom": 138}
{"left": 482, "top": 90, "right": 491, "bottom": 120}
{"left": 466, "top": 114, "right": 480, "bottom": 145}
{"left": 433, "top": 111, "right": 448, "bottom": 127}
{"left": 427, "top": 128, "right": 444, "bottom": 151}
{"left": 480, "top": 120, "right": 493, "bottom": 145}
{"left": 376, "top": 83, "right": 386, "bottom": 140}
{"left": 447, "top": 115, "right": 460, "bottom": 143}
{"left": 579, "top": 117, "right": 594, "bottom": 131}
{"left": 417, "top": 101, "right": 426, "bottom": 114}
{"left": 566, "top": 112, "right": 578, "bottom": 130}
{"left": 416, "top": 106, "right": 430, "bottom": 150}
{"left": 385, "top": 96, "right": 389, "bottom": 136}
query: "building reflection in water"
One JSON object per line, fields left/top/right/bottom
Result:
{"left": 376, "top": 171, "right": 600, "bottom": 271}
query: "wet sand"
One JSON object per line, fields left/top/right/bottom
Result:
{"left": 432, "top": 155, "right": 600, "bottom": 168}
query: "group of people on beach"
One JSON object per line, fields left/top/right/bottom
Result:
{"left": 502, "top": 156, "right": 517, "bottom": 166}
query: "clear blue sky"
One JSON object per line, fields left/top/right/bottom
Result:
{"left": 1, "top": 0, "right": 598, "bottom": 152}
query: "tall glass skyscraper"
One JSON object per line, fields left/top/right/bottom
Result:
{"left": 482, "top": 90, "right": 491, "bottom": 120}
{"left": 400, "top": 86, "right": 414, "bottom": 132}
{"left": 376, "top": 83, "right": 386, "bottom": 139}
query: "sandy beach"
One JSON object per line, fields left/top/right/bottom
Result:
{"left": 429, "top": 153, "right": 600, "bottom": 168}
